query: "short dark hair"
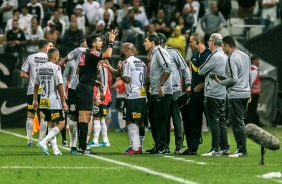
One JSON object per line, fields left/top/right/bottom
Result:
{"left": 251, "top": 55, "right": 259, "bottom": 63}
{"left": 13, "top": 9, "right": 20, "bottom": 15}
{"left": 222, "top": 35, "right": 236, "bottom": 48}
{"left": 147, "top": 34, "right": 160, "bottom": 46}
{"left": 48, "top": 48, "right": 59, "bottom": 59}
{"left": 38, "top": 39, "right": 49, "bottom": 50}
{"left": 86, "top": 34, "right": 100, "bottom": 49}
{"left": 80, "top": 38, "right": 86, "bottom": 46}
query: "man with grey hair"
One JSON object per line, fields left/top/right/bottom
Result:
{"left": 198, "top": 33, "right": 230, "bottom": 156}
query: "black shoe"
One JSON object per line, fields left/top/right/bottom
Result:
{"left": 178, "top": 149, "right": 197, "bottom": 155}
{"left": 145, "top": 146, "right": 156, "bottom": 153}
{"left": 174, "top": 148, "right": 182, "bottom": 154}
{"left": 149, "top": 148, "right": 167, "bottom": 154}
{"left": 83, "top": 149, "right": 98, "bottom": 155}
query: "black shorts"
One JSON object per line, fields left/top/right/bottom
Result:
{"left": 115, "top": 98, "right": 125, "bottom": 109}
{"left": 123, "top": 98, "right": 146, "bottom": 122}
{"left": 27, "top": 94, "right": 41, "bottom": 113}
{"left": 76, "top": 83, "right": 93, "bottom": 111}
{"left": 92, "top": 104, "right": 107, "bottom": 118}
{"left": 41, "top": 109, "right": 64, "bottom": 123}
{"left": 68, "top": 88, "right": 78, "bottom": 116}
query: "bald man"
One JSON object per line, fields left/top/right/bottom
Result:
{"left": 198, "top": 33, "right": 229, "bottom": 156}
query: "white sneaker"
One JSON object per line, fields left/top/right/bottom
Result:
{"left": 99, "top": 142, "right": 110, "bottom": 147}
{"left": 53, "top": 150, "right": 62, "bottom": 156}
{"left": 229, "top": 152, "right": 248, "bottom": 157}
{"left": 201, "top": 150, "right": 221, "bottom": 156}
{"left": 37, "top": 141, "right": 49, "bottom": 155}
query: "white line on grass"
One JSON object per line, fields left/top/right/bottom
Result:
{"left": 0, "top": 129, "right": 197, "bottom": 184}
{"left": 163, "top": 155, "right": 207, "bottom": 165}
{"left": 0, "top": 166, "right": 124, "bottom": 169}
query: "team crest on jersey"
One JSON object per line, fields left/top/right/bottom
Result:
{"left": 70, "top": 104, "right": 76, "bottom": 111}
{"left": 93, "top": 106, "right": 99, "bottom": 114}
{"left": 91, "top": 50, "right": 101, "bottom": 57}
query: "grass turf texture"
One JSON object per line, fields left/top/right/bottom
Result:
{"left": 0, "top": 127, "right": 281, "bottom": 184}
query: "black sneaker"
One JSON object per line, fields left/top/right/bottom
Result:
{"left": 145, "top": 146, "right": 156, "bottom": 153}
{"left": 174, "top": 148, "right": 182, "bottom": 154}
{"left": 178, "top": 149, "right": 197, "bottom": 155}
{"left": 83, "top": 149, "right": 98, "bottom": 155}
{"left": 62, "top": 140, "right": 68, "bottom": 147}
{"left": 149, "top": 148, "right": 167, "bottom": 154}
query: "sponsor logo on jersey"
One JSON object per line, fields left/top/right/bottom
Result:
{"left": 51, "top": 112, "right": 60, "bottom": 120}
{"left": 39, "top": 68, "right": 54, "bottom": 76}
{"left": 132, "top": 112, "right": 141, "bottom": 119}
{"left": 34, "top": 57, "right": 48, "bottom": 63}
{"left": 103, "top": 109, "right": 107, "bottom": 115}
{"left": 39, "top": 99, "right": 50, "bottom": 108}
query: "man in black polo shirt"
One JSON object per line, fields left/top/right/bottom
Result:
{"left": 180, "top": 33, "right": 212, "bottom": 155}
{"left": 76, "top": 30, "right": 118, "bottom": 155}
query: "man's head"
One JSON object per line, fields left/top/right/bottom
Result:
{"left": 144, "top": 34, "right": 160, "bottom": 51}
{"left": 222, "top": 35, "right": 236, "bottom": 54}
{"left": 74, "top": 4, "right": 83, "bottom": 16}
{"left": 21, "top": 5, "right": 29, "bottom": 15}
{"left": 86, "top": 34, "right": 103, "bottom": 50}
{"left": 251, "top": 55, "right": 260, "bottom": 67}
{"left": 69, "top": 22, "right": 78, "bottom": 33}
{"left": 157, "top": 32, "right": 167, "bottom": 47}
{"left": 38, "top": 39, "right": 51, "bottom": 53}
{"left": 210, "top": 3, "right": 218, "bottom": 14}
{"left": 103, "top": 10, "right": 111, "bottom": 22}
{"left": 208, "top": 33, "right": 222, "bottom": 51}
{"left": 157, "top": 8, "right": 165, "bottom": 19}
{"left": 31, "top": 22, "right": 38, "bottom": 33}
{"left": 48, "top": 48, "right": 60, "bottom": 64}
{"left": 80, "top": 39, "right": 87, "bottom": 48}
{"left": 105, "top": 0, "right": 114, "bottom": 9}
{"left": 12, "top": 19, "right": 19, "bottom": 30}
{"left": 12, "top": 9, "right": 20, "bottom": 20}
{"left": 189, "top": 33, "right": 204, "bottom": 51}
{"left": 120, "top": 42, "right": 134, "bottom": 59}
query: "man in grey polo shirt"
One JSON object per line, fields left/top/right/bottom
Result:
{"left": 157, "top": 32, "right": 191, "bottom": 154}
{"left": 215, "top": 35, "right": 251, "bottom": 157}
{"left": 198, "top": 33, "right": 230, "bottom": 156}
{"left": 143, "top": 34, "right": 172, "bottom": 154}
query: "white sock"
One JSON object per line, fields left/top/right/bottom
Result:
{"left": 39, "top": 119, "right": 47, "bottom": 141}
{"left": 139, "top": 136, "right": 145, "bottom": 148}
{"left": 118, "top": 112, "right": 126, "bottom": 129}
{"left": 51, "top": 136, "right": 59, "bottom": 151}
{"left": 42, "top": 127, "right": 60, "bottom": 144}
{"left": 127, "top": 123, "right": 140, "bottom": 151}
{"left": 100, "top": 119, "right": 109, "bottom": 142}
{"left": 87, "top": 135, "right": 90, "bottom": 143}
{"left": 69, "top": 120, "right": 77, "bottom": 148}
{"left": 26, "top": 118, "right": 33, "bottom": 143}
{"left": 93, "top": 119, "right": 101, "bottom": 143}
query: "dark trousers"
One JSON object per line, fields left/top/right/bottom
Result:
{"left": 229, "top": 98, "right": 248, "bottom": 153}
{"left": 246, "top": 94, "right": 260, "bottom": 125}
{"left": 148, "top": 94, "right": 171, "bottom": 149}
{"left": 166, "top": 91, "right": 183, "bottom": 150}
{"left": 204, "top": 96, "right": 229, "bottom": 150}
{"left": 183, "top": 91, "right": 204, "bottom": 150}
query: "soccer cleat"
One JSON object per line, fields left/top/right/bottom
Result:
{"left": 178, "top": 149, "right": 197, "bottom": 155}
{"left": 27, "top": 143, "right": 32, "bottom": 147}
{"left": 70, "top": 147, "right": 77, "bottom": 154}
{"left": 149, "top": 147, "right": 167, "bottom": 154}
{"left": 115, "top": 128, "right": 125, "bottom": 132}
{"left": 229, "top": 150, "right": 248, "bottom": 157}
{"left": 220, "top": 149, "right": 231, "bottom": 156}
{"left": 138, "top": 147, "right": 143, "bottom": 154}
{"left": 145, "top": 146, "right": 156, "bottom": 153}
{"left": 174, "top": 148, "right": 182, "bottom": 154}
{"left": 123, "top": 148, "right": 141, "bottom": 154}
{"left": 37, "top": 141, "right": 49, "bottom": 155}
{"left": 99, "top": 142, "right": 110, "bottom": 147}
{"left": 47, "top": 141, "right": 52, "bottom": 147}
{"left": 83, "top": 149, "right": 98, "bottom": 155}
{"left": 88, "top": 141, "right": 100, "bottom": 148}
{"left": 62, "top": 140, "right": 68, "bottom": 147}
{"left": 53, "top": 150, "right": 62, "bottom": 156}
{"left": 77, "top": 148, "right": 83, "bottom": 154}
{"left": 201, "top": 149, "right": 221, "bottom": 156}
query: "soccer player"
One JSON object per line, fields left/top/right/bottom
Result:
{"left": 33, "top": 48, "right": 68, "bottom": 155}
{"left": 61, "top": 39, "right": 87, "bottom": 154}
{"left": 20, "top": 39, "right": 53, "bottom": 147}
{"left": 88, "top": 64, "right": 112, "bottom": 148}
{"left": 76, "top": 30, "right": 118, "bottom": 155}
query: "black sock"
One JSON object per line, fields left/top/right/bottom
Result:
{"left": 79, "top": 122, "right": 88, "bottom": 151}
{"left": 139, "top": 126, "right": 145, "bottom": 136}
{"left": 61, "top": 126, "right": 66, "bottom": 141}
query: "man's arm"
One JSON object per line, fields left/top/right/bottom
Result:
{"left": 20, "top": 70, "right": 30, "bottom": 80}
{"left": 198, "top": 55, "right": 216, "bottom": 76}
{"left": 57, "top": 84, "right": 68, "bottom": 112}
{"left": 101, "top": 30, "right": 118, "bottom": 59}
{"left": 216, "top": 58, "right": 238, "bottom": 86}
{"left": 62, "top": 62, "right": 71, "bottom": 91}
{"left": 102, "top": 60, "right": 119, "bottom": 77}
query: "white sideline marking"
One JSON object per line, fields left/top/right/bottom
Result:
{"left": 0, "top": 129, "right": 197, "bottom": 184}
{"left": 163, "top": 155, "right": 207, "bottom": 165}
{"left": 0, "top": 166, "right": 123, "bottom": 169}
